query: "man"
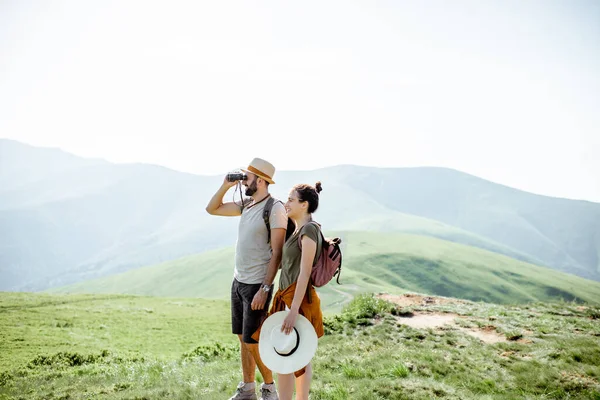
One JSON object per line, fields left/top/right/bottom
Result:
{"left": 206, "top": 158, "right": 287, "bottom": 400}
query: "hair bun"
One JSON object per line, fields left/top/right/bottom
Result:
{"left": 315, "top": 181, "right": 322, "bottom": 194}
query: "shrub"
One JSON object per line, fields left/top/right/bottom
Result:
{"left": 324, "top": 293, "right": 398, "bottom": 334}
{"left": 28, "top": 350, "right": 111, "bottom": 368}
{"left": 181, "top": 342, "right": 238, "bottom": 362}
{"left": 0, "top": 371, "right": 12, "bottom": 387}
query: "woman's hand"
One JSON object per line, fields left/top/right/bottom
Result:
{"left": 281, "top": 309, "right": 299, "bottom": 335}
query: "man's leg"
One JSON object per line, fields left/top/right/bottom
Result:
{"left": 245, "top": 342, "right": 273, "bottom": 383}
{"left": 240, "top": 282, "right": 275, "bottom": 385}
{"left": 238, "top": 334, "right": 256, "bottom": 383}
{"left": 232, "top": 279, "right": 257, "bottom": 396}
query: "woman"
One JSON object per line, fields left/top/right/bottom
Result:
{"left": 271, "top": 181, "right": 325, "bottom": 400}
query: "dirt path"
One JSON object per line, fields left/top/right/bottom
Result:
{"left": 330, "top": 286, "right": 354, "bottom": 307}
{"left": 395, "top": 312, "right": 458, "bottom": 329}
{"left": 377, "top": 293, "right": 508, "bottom": 344}
{"left": 377, "top": 292, "right": 466, "bottom": 307}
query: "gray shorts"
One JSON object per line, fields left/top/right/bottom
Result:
{"left": 231, "top": 278, "right": 273, "bottom": 343}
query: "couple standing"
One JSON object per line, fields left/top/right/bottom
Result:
{"left": 206, "top": 158, "right": 325, "bottom": 400}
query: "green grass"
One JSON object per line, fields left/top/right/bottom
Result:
{"left": 2, "top": 292, "right": 600, "bottom": 399}
{"left": 49, "top": 232, "right": 600, "bottom": 314}
{"left": 0, "top": 292, "right": 235, "bottom": 372}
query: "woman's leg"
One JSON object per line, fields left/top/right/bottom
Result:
{"left": 295, "top": 363, "right": 312, "bottom": 400}
{"left": 277, "top": 373, "right": 295, "bottom": 400}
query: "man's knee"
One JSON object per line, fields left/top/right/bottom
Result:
{"left": 245, "top": 342, "right": 261, "bottom": 359}
{"left": 245, "top": 342, "right": 258, "bottom": 351}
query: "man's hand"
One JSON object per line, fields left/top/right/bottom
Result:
{"left": 251, "top": 289, "right": 268, "bottom": 310}
{"left": 222, "top": 175, "right": 238, "bottom": 189}
{"left": 205, "top": 174, "right": 244, "bottom": 216}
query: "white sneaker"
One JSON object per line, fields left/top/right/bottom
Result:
{"left": 259, "top": 382, "right": 279, "bottom": 400}
{"left": 229, "top": 382, "right": 257, "bottom": 400}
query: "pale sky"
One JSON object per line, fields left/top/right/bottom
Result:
{"left": 1, "top": 1, "right": 599, "bottom": 202}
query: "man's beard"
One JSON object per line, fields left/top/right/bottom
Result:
{"left": 245, "top": 180, "right": 258, "bottom": 196}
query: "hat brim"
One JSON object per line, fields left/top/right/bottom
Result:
{"left": 241, "top": 168, "right": 275, "bottom": 184}
{"left": 258, "top": 311, "right": 318, "bottom": 374}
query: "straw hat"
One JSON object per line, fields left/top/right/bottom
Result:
{"left": 241, "top": 158, "right": 276, "bottom": 184}
{"left": 258, "top": 311, "right": 318, "bottom": 374}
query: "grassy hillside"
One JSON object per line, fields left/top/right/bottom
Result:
{"left": 333, "top": 209, "right": 544, "bottom": 267}
{"left": 50, "top": 232, "right": 600, "bottom": 313}
{"left": 1, "top": 292, "right": 599, "bottom": 399}
{"left": 329, "top": 165, "right": 600, "bottom": 281}
{"left": 339, "top": 232, "right": 600, "bottom": 305}
{"left": 48, "top": 247, "right": 238, "bottom": 300}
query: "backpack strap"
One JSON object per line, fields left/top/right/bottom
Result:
{"left": 297, "top": 221, "right": 321, "bottom": 304}
{"left": 239, "top": 197, "right": 253, "bottom": 214}
{"left": 296, "top": 221, "right": 320, "bottom": 247}
{"left": 263, "top": 196, "right": 275, "bottom": 244}
{"left": 264, "top": 196, "right": 296, "bottom": 244}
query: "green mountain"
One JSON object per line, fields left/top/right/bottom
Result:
{"left": 2, "top": 139, "right": 600, "bottom": 291}
{"left": 49, "top": 232, "right": 600, "bottom": 312}
{"left": 328, "top": 165, "right": 600, "bottom": 281}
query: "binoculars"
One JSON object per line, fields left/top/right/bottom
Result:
{"left": 226, "top": 171, "right": 248, "bottom": 182}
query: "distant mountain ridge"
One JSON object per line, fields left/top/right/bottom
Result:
{"left": 0, "top": 139, "right": 108, "bottom": 192}
{"left": 1, "top": 138, "right": 599, "bottom": 291}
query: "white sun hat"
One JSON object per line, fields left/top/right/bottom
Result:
{"left": 258, "top": 311, "right": 318, "bottom": 374}
{"left": 240, "top": 157, "right": 276, "bottom": 184}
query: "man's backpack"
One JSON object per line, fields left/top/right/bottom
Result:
{"left": 263, "top": 196, "right": 295, "bottom": 244}
{"left": 298, "top": 221, "right": 342, "bottom": 287}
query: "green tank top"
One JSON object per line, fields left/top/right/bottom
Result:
{"left": 278, "top": 222, "right": 322, "bottom": 291}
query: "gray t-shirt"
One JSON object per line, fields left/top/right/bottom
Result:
{"left": 279, "top": 222, "right": 322, "bottom": 291}
{"left": 234, "top": 196, "right": 288, "bottom": 284}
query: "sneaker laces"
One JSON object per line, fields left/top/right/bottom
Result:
{"left": 235, "top": 382, "right": 247, "bottom": 394}
{"left": 261, "top": 384, "right": 274, "bottom": 395}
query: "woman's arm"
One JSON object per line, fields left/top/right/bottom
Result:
{"left": 281, "top": 234, "right": 317, "bottom": 334}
